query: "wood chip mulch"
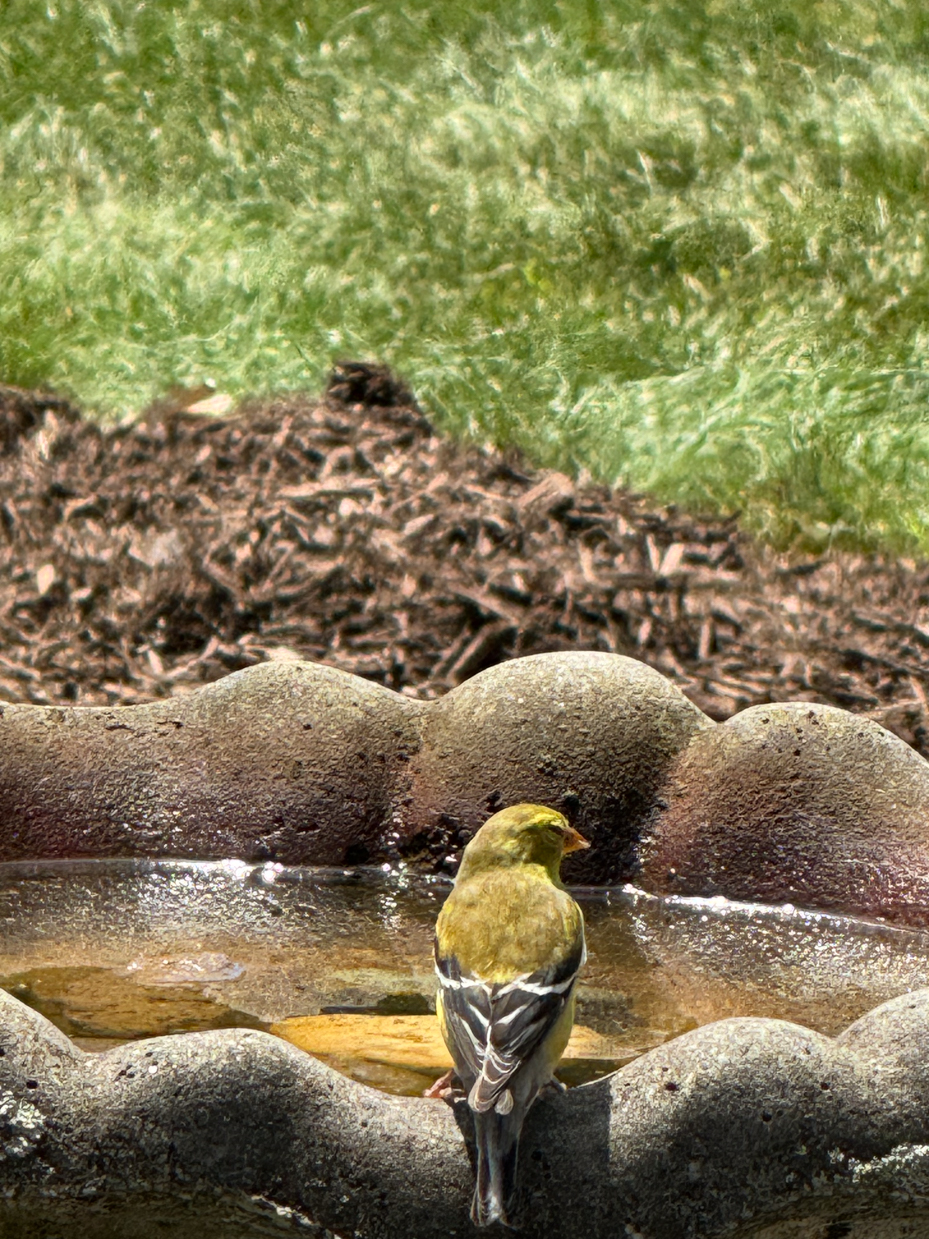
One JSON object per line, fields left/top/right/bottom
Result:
{"left": 2, "top": 363, "right": 929, "bottom": 756}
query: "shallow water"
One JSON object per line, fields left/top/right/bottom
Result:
{"left": 1, "top": 859, "right": 928, "bottom": 1095}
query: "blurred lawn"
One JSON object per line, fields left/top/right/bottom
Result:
{"left": 2, "top": 0, "right": 929, "bottom": 552}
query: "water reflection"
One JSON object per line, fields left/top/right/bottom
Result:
{"left": 1, "top": 860, "right": 927, "bottom": 1094}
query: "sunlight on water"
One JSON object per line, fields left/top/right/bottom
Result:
{"left": 1, "top": 860, "right": 927, "bottom": 1095}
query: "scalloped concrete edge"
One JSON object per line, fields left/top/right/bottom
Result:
{"left": 3, "top": 651, "right": 929, "bottom": 917}
{"left": 2, "top": 985, "right": 929, "bottom": 1238}
{"left": 0, "top": 652, "right": 711, "bottom": 885}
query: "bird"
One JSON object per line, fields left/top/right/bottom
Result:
{"left": 433, "top": 802, "right": 589, "bottom": 1228}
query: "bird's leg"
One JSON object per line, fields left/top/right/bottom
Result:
{"left": 423, "top": 1069, "right": 466, "bottom": 1102}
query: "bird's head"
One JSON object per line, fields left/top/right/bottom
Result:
{"left": 456, "top": 803, "right": 590, "bottom": 882}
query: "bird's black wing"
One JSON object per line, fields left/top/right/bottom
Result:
{"left": 435, "top": 932, "right": 586, "bottom": 1112}
{"left": 434, "top": 941, "right": 489, "bottom": 1081}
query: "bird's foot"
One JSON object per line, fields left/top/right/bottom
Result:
{"left": 423, "top": 1069, "right": 465, "bottom": 1102}
{"left": 539, "top": 1077, "right": 567, "bottom": 1098}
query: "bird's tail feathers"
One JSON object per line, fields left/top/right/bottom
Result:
{"left": 471, "top": 1107, "right": 523, "bottom": 1228}
{"left": 468, "top": 1077, "right": 514, "bottom": 1114}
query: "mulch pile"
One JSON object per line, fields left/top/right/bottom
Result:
{"left": 3, "top": 363, "right": 929, "bottom": 755}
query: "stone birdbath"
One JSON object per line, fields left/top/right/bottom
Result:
{"left": 2, "top": 651, "right": 929, "bottom": 1237}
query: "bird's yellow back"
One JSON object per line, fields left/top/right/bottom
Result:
{"left": 436, "top": 866, "right": 584, "bottom": 984}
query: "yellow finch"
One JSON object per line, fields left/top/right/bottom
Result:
{"left": 434, "top": 803, "right": 589, "bottom": 1227}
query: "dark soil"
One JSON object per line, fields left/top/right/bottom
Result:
{"left": 3, "top": 363, "right": 929, "bottom": 756}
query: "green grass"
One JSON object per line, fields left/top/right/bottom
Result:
{"left": 3, "top": 0, "right": 929, "bottom": 552}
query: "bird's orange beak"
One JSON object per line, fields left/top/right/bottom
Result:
{"left": 562, "top": 826, "right": 591, "bottom": 854}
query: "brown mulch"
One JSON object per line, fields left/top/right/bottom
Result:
{"left": 2, "top": 363, "right": 929, "bottom": 756}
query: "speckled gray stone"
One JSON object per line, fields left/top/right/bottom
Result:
{"left": 640, "top": 702, "right": 929, "bottom": 925}
{"left": 3, "top": 984, "right": 929, "bottom": 1237}
{"left": 0, "top": 652, "right": 714, "bottom": 886}
{"left": 406, "top": 651, "right": 713, "bottom": 883}
{"left": 0, "top": 661, "right": 423, "bottom": 866}
{"left": 5, "top": 656, "right": 929, "bottom": 917}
